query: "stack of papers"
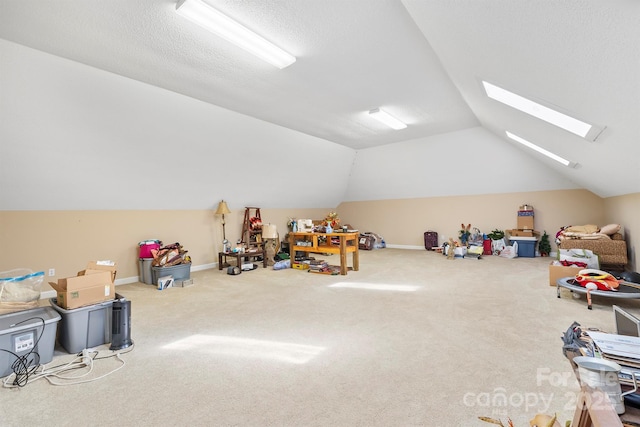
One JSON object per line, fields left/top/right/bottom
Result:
{"left": 586, "top": 331, "right": 640, "bottom": 384}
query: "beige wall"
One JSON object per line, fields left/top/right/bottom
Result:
{"left": 2, "top": 190, "right": 637, "bottom": 293}
{"left": 0, "top": 207, "right": 329, "bottom": 289}
{"left": 337, "top": 189, "right": 605, "bottom": 249}
{"left": 603, "top": 193, "right": 640, "bottom": 271}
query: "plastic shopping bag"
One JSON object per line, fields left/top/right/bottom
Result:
{"left": 559, "top": 249, "right": 600, "bottom": 269}
{"left": 499, "top": 242, "right": 519, "bottom": 259}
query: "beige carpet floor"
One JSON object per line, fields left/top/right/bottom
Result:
{"left": 1, "top": 248, "right": 633, "bottom": 426}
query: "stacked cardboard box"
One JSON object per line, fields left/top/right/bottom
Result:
{"left": 507, "top": 229, "right": 540, "bottom": 238}
{"left": 49, "top": 261, "right": 116, "bottom": 309}
{"left": 517, "top": 206, "right": 534, "bottom": 230}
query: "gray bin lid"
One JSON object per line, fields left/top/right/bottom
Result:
{"left": 0, "top": 306, "right": 60, "bottom": 335}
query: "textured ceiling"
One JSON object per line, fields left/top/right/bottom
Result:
{"left": 1, "top": 0, "right": 639, "bottom": 196}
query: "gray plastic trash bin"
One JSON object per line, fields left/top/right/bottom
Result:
{"left": 138, "top": 258, "right": 154, "bottom": 285}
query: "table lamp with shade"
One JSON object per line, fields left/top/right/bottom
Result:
{"left": 215, "top": 200, "right": 231, "bottom": 252}
{"left": 262, "top": 223, "right": 279, "bottom": 265}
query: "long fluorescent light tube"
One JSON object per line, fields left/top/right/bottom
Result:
{"left": 483, "top": 81, "right": 595, "bottom": 139}
{"left": 176, "top": 0, "right": 296, "bottom": 69}
{"left": 369, "top": 108, "right": 407, "bottom": 130}
{"left": 506, "top": 131, "right": 575, "bottom": 167}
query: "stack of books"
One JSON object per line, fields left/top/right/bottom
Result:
{"left": 307, "top": 260, "right": 340, "bottom": 275}
{"left": 308, "top": 260, "right": 328, "bottom": 272}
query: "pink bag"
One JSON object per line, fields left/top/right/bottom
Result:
{"left": 139, "top": 240, "right": 161, "bottom": 259}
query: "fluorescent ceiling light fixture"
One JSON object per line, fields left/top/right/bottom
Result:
{"left": 176, "top": 0, "right": 296, "bottom": 69}
{"left": 483, "top": 81, "right": 601, "bottom": 140}
{"left": 329, "top": 282, "right": 419, "bottom": 292}
{"left": 368, "top": 108, "right": 407, "bottom": 130}
{"left": 163, "top": 334, "right": 324, "bottom": 364}
{"left": 506, "top": 131, "right": 576, "bottom": 168}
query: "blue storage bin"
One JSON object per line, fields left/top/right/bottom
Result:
{"left": 514, "top": 239, "right": 537, "bottom": 257}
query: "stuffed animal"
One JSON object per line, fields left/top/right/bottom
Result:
{"left": 447, "top": 237, "right": 456, "bottom": 260}
{"left": 574, "top": 268, "right": 620, "bottom": 309}
{"left": 459, "top": 223, "right": 471, "bottom": 245}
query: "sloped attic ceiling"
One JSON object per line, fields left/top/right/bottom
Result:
{"left": 0, "top": 0, "right": 638, "bottom": 198}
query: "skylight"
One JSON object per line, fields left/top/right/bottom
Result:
{"left": 506, "top": 131, "right": 576, "bottom": 168}
{"left": 483, "top": 81, "right": 600, "bottom": 140}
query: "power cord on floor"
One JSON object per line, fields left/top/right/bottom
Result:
{"left": 2, "top": 343, "right": 135, "bottom": 388}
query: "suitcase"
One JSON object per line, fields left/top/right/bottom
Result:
{"left": 359, "top": 234, "right": 375, "bottom": 250}
{"left": 424, "top": 231, "right": 438, "bottom": 250}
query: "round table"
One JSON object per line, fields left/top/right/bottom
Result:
{"left": 556, "top": 277, "right": 640, "bottom": 309}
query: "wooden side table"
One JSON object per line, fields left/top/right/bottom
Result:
{"left": 218, "top": 249, "right": 267, "bottom": 272}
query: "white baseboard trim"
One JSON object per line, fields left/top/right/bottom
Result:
{"left": 41, "top": 289, "right": 56, "bottom": 299}
{"left": 115, "top": 276, "right": 141, "bottom": 286}
{"left": 385, "top": 244, "right": 425, "bottom": 250}
{"left": 40, "top": 262, "right": 219, "bottom": 300}
{"left": 191, "top": 262, "right": 217, "bottom": 272}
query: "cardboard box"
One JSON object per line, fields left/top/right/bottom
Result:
{"left": 549, "top": 263, "right": 581, "bottom": 286}
{"left": 49, "top": 270, "right": 115, "bottom": 309}
{"left": 157, "top": 275, "right": 174, "bottom": 290}
{"left": 292, "top": 262, "right": 309, "bottom": 270}
{"left": 173, "top": 278, "right": 194, "bottom": 288}
{"left": 507, "top": 229, "right": 540, "bottom": 238}
{"left": 517, "top": 215, "right": 534, "bottom": 230}
{"left": 78, "top": 260, "right": 117, "bottom": 282}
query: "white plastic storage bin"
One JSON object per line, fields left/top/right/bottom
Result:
{"left": 49, "top": 298, "right": 113, "bottom": 353}
{"left": 0, "top": 307, "right": 61, "bottom": 378}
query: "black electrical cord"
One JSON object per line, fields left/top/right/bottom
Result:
{"left": 0, "top": 316, "right": 45, "bottom": 387}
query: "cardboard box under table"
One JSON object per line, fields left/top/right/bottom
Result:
{"left": 49, "top": 297, "right": 114, "bottom": 353}
{"left": 0, "top": 306, "right": 60, "bottom": 378}
{"left": 549, "top": 263, "right": 581, "bottom": 286}
{"left": 49, "top": 270, "right": 115, "bottom": 310}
